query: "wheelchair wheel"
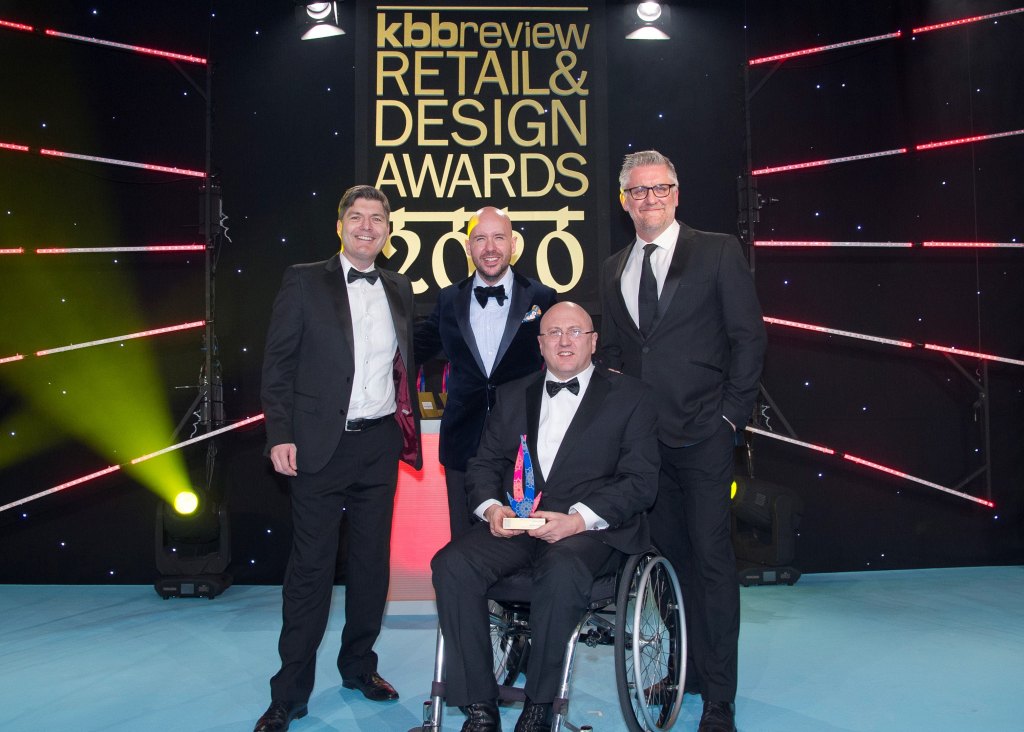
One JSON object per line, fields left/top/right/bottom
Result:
{"left": 614, "top": 553, "right": 685, "bottom": 731}
{"left": 489, "top": 600, "right": 531, "bottom": 687}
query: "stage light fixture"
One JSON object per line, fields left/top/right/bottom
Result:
{"left": 731, "top": 475, "right": 803, "bottom": 586}
{"left": 155, "top": 443, "right": 231, "bottom": 599}
{"left": 299, "top": 2, "right": 345, "bottom": 40}
{"left": 626, "top": 2, "right": 670, "bottom": 40}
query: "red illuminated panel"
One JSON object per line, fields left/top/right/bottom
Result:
{"left": 745, "top": 425, "right": 835, "bottom": 454}
{"left": 752, "top": 148, "right": 907, "bottom": 176}
{"left": 0, "top": 248, "right": 25, "bottom": 254}
{"left": 923, "top": 241, "right": 1023, "bottom": 249}
{"left": 0, "top": 465, "right": 121, "bottom": 514}
{"left": 1, "top": 141, "right": 30, "bottom": 152}
{"left": 130, "top": 414, "right": 265, "bottom": 465}
{"left": 843, "top": 453, "right": 994, "bottom": 507}
{"left": 763, "top": 316, "right": 914, "bottom": 348}
{"left": 916, "top": 129, "right": 1024, "bottom": 151}
{"left": 0, "top": 18, "right": 33, "bottom": 31}
{"left": 754, "top": 240, "right": 913, "bottom": 248}
{"left": 39, "top": 148, "right": 205, "bottom": 178}
{"left": 913, "top": 7, "right": 1024, "bottom": 34}
{"left": 749, "top": 31, "right": 901, "bottom": 65}
{"left": 36, "top": 244, "right": 206, "bottom": 254}
{"left": 35, "top": 320, "right": 205, "bottom": 357}
{"left": 44, "top": 29, "right": 206, "bottom": 64}
{"left": 924, "top": 344, "right": 1024, "bottom": 367}
{"left": 0, "top": 354, "right": 25, "bottom": 365}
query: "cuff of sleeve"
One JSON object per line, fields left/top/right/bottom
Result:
{"left": 475, "top": 499, "right": 502, "bottom": 521}
{"left": 569, "top": 502, "right": 608, "bottom": 531}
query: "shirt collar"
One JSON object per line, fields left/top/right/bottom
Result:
{"left": 472, "top": 266, "right": 514, "bottom": 293}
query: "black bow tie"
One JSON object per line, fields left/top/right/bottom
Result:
{"left": 474, "top": 285, "right": 506, "bottom": 307}
{"left": 545, "top": 377, "right": 580, "bottom": 397}
{"left": 347, "top": 268, "right": 379, "bottom": 285}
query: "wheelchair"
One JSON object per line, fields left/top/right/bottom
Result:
{"left": 410, "top": 551, "right": 685, "bottom": 732}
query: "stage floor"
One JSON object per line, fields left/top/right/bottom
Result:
{"left": 1, "top": 566, "right": 1021, "bottom": 731}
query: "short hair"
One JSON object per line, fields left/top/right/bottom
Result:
{"left": 337, "top": 185, "right": 391, "bottom": 221}
{"left": 618, "top": 150, "right": 679, "bottom": 189}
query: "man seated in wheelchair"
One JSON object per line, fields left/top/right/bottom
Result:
{"left": 432, "top": 302, "right": 660, "bottom": 732}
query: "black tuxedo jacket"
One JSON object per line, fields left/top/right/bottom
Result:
{"left": 599, "top": 222, "right": 766, "bottom": 447}
{"left": 415, "top": 270, "right": 557, "bottom": 472}
{"left": 466, "top": 368, "right": 659, "bottom": 555}
{"left": 261, "top": 253, "right": 421, "bottom": 473}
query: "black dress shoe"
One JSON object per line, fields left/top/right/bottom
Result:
{"left": 458, "top": 700, "right": 501, "bottom": 732}
{"left": 253, "top": 700, "right": 307, "bottom": 732}
{"left": 341, "top": 671, "right": 399, "bottom": 701}
{"left": 698, "top": 700, "right": 736, "bottom": 732}
{"left": 514, "top": 698, "right": 552, "bottom": 732}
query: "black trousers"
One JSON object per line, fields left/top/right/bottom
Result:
{"left": 432, "top": 522, "right": 620, "bottom": 707}
{"left": 648, "top": 419, "right": 739, "bottom": 703}
{"left": 442, "top": 468, "right": 474, "bottom": 542}
{"left": 269, "top": 419, "right": 401, "bottom": 704}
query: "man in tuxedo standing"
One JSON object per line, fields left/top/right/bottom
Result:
{"left": 255, "top": 185, "right": 422, "bottom": 732}
{"left": 599, "top": 150, "right": 766, "bottom": 732}
{"left": 432, "top": 301, "right": 660, "bottom": 732}
{"left": 415, "top": 206, "right": 557, "bottom": 540}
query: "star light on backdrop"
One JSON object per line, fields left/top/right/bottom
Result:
{"left": 739, "top": 5, "right": 1018, "bottom": 522}
{"left": 0, "top": 17, "right": 223, "bottom": 535}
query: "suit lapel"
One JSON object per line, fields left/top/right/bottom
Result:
{"left": 525, "top": 373, "right": 545, "bottom": 493}
{"left": 380, "top": 269, "right": 410, "bottom": 366}
{"left": 653, "top": 223, "right": 695, "bottom": 330}
{"left": 546, "top": 370, "right": 609, "bottom": 481}
{"left": 494, "top": 271, "right": 531, "bottom": 368}
{"left": 325, "top": 255, "right": 355, "bottom": 357}
{"left": 610, "top": 245, "right": 640, "bottom": 337}
{"left": 455, "top": 277, "right": 487, "bottom": 374}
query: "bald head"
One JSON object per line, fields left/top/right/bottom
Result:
{"left": 538, "top": 302, "right": 598, "bottom": 381}
{"left": 465, "top": 206, "right": 516, "bottom": 285}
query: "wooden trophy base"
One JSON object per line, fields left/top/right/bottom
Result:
{"left": 502, "top": 517, "right": 546, "bottom": 530}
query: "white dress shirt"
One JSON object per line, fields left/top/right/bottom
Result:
{"left": 475, "top": 364, "right": 608, "bottom": 531}
{"left": 468, "top": 267, "right": 514, "bottom": 376}
{"left": 341, "top": 258, "right": 398, "bottom": 421}
{"left": 619, "top": 219, "right": 680, "bottom": 329}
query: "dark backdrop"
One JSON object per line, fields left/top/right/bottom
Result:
{"left": 1, "top": 0, "right": 1020, "bottom": 583}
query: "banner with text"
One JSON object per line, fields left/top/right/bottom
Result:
{"left": 355, "top": 1, "right": 610, "bottom": 306}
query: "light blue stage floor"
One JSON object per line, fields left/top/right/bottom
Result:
{"left": 1, "top": 567, "right": 1022, "bottom": 732}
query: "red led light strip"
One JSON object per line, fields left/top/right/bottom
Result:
{"left": 39, "top": 148, "right": 205, "bottom": 178}
{"left": 754, "top": 241, "right": 914, "bottom": 248}
{"left": 913, "top": 7, "right": 1024, "bottom": 34}
{"left": 0, "top": 18, "right": 33, "bottom": 31}
{"left": 0, "top": 354, "right": 25, "bottom": 364}
{"left": 0, "top": 466, "right": 123, "bottom": 514}
{"left": 745, "top": 426, "right": 835, "bottom": 454}
{"left": 36, "top": 244, "right": 206, "bottom": 254}
{"left": 0, "top": 415, "right": 266, "bottom": 514}
{"left": 33, "top": 320, "right": 205, "bottom": 357}
{"left": 43, "top": 29, "right": 206, "bottom": 64}
{"left": 916, "top": 129, "right": 1024, "bottom": 151}
{"left": 131, "top": 414, "right": 266, "bottom": 465}
{"left": 843, "top": 454, "right": 994, "bottom": 507}
{"left": 763, "top": 316, "right": 914, "bottom": 348}
{"left": 923, "top": 344, "right": 1024, "bottom": 367}
{"left": 749, "top": 31, "right": 901, "bottom": 66}
{"left": 0, "top": 248, "right": 25, "bottom": 255}
{"left": 1, "top": 141, "right": 30, "bottom": 152}
{"left": 764, "top": 316, "right": 1024, "bottom": 367}
{"left": 755, "top": 240, "right": 1022, "bottom": 249}
{"left": 752, "top": 148, "right": 907, "bottom": 176}
{"left": 745, "top": 427, "right": 994, "bottom": 507}
{"left": 922, "top": 241, "right": 1023, "bottom": 249}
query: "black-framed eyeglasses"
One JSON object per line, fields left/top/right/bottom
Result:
{"left": 542, "top": 328, "right": 595, "bottom": 340}
{"left": 623, "top": 183, "right": 676, "bottom": 200}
